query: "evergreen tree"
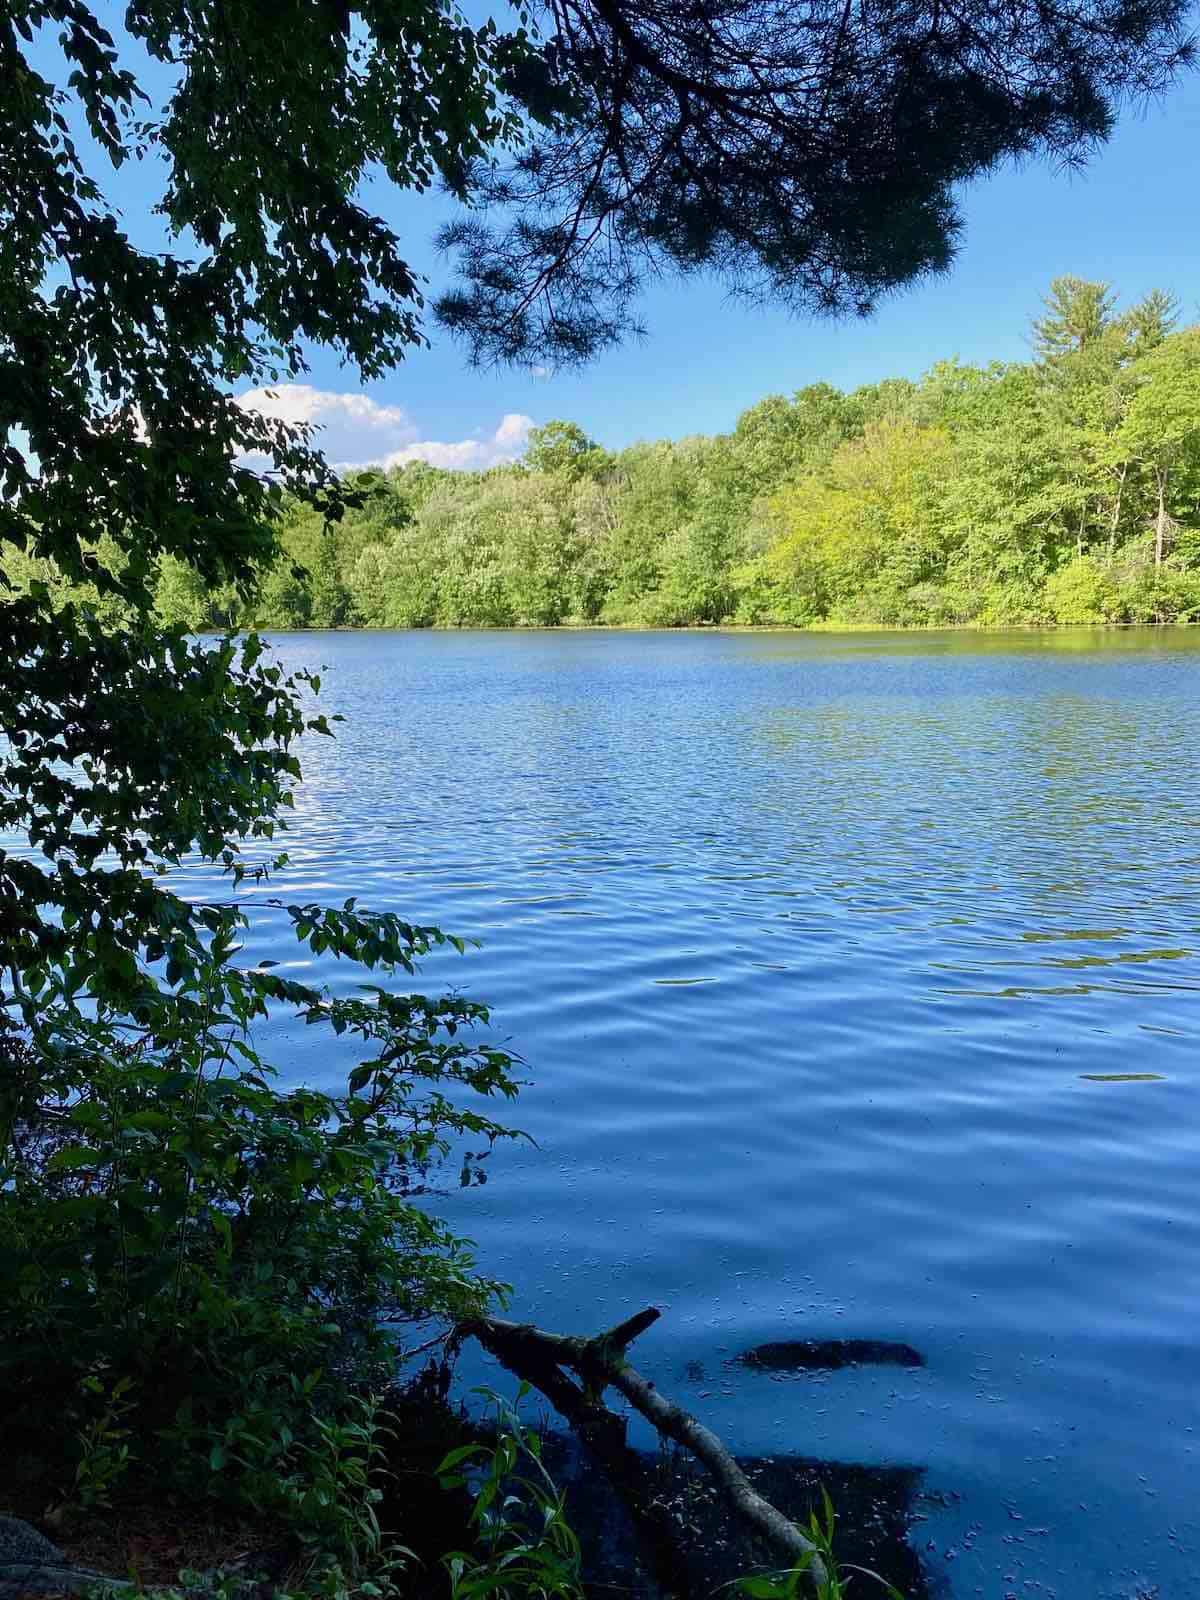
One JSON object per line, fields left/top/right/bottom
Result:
{"left": 1033, "top": 277, "right": 1120, "bottom": 362}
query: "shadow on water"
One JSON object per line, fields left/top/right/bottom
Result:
{"left": 541, "top": 1432, "right": 934, "bottom": 1599}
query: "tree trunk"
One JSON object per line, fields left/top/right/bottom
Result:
{"left": 1109, "top": 462, "right": 1127, "bottom": 556}
{"left": 1155, "top": 467, "right": 1169, "bottom": 568}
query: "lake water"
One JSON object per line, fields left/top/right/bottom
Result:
{"left": 182, "top": 628, "right": 1200, "bottom": 1597}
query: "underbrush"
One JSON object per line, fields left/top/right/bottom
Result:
{"left": 0, "top": 882, "right": 526, "bottom": 1597}
{"left": 0, "top": 887, "right": 906, "bottom": 1600}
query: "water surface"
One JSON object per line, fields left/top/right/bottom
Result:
{"left": 184, "top": 628, "right": 1200, "bottom": 1597}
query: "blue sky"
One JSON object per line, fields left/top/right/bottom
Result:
{"left": 30, "top": 10, "right": 1200, "bottom": 465}
{"left": 288, "top": 68, "right": 1200, "bottom": 463}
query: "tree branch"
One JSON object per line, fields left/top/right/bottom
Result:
{"left": 461, "top": 1307, "right": 829, "bottom": 1589}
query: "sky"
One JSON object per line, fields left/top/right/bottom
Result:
{"left": 29, "top": 10, "right": 1200, "bottom": 468}
{"left": 293, "top": 68, "right": 1200, "bottom": 465}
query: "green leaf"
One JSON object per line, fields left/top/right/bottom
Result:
{"left": 437, "top": 1443, "right": 484, "bottom": 1473}
{"left": 46, "top": 1146, "right": 102, "bottom": 1172}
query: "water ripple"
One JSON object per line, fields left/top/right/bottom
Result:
{"left": 166, "top": 628, "right": 1200, "bottom": 1596}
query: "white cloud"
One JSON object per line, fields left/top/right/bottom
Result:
{"left": 375, "top": 412, "right": 535, "bottom": 472}
{"left": 236, "top": 384, "right": 418, "bottom": 464}
{"left": 494, "top": 413, "right": 533, "bottom": 446}
{"left": 235, "top": 385, "right": 533, "bottom": 473}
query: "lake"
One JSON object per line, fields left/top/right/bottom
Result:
{"left": 179, "top": 627, "right": 1200, "bottom": 1597}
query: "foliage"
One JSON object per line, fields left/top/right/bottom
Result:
{"left": 1, "top": 0, "right": 537, "bottom": 1554}
{"left": 1032, "top": 277, "right": 1120, "bottom": 363}
{"left": 71, "top": 1369, "right": 138, "bottom": 1512}
{"left": 1044, "top": 556, "right": 1122, "bottom": 624}
{"left": 437, "top": 1387, "right": 585, "bottom": 1600}
{"left": 733, "top": 1490, "right": 904, "bottom": 1600}
{"left": 153, "top": 283, "right": 1200, "bottom": 634}
{"left": 1, "top": 879, "right": 521, "bottom": 1512}
{"left": 79, "top": 1392, "right": 419, "bottom": 1600}
{"left": 524, "top": 423, "right": 611, "bottom": 485}
{"left": 751, "top": 422, "right": 955, "bottom": 626}
{"left": 434, "top": 0, "right": 1194, "bottom": 364}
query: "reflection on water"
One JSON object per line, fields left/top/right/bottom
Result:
{"left": 162, "top": 627, "right": 1200, "bottom": 1598}
{"left": 543, "top": 1433, "right": 931, "bottom": 1599}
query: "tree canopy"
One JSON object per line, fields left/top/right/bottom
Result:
{"left": 437, "top": 0, "right": 1196, "bottom": 361}
{"left": 139, "top": 279, "right": 1200, "bottom": 634}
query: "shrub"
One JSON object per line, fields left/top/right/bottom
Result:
{"left": 1044, "top": 555, "right": 1122, "bottom": 624}
{"left": 976, "top": 578, "right": 1052, "bottom": 626}
{"left": 1, "top": 904, "right": 520, "bottom": 1530}
{"left": 1118, "top": 565, "right": 1200, "bottom": 623}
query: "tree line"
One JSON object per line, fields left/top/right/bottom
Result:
{"left": 138, "top": 279, "right": 1197, "bottom": 630}
{"left": 10, "top": 279, "right": 1200, "bottom": 632}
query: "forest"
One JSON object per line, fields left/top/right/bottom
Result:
{"left": 119, "top": 279, "right": 1200, "bottom": 632}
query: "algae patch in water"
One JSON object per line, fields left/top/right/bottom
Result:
{"left": 1079, "top": 1073, "right": 1166, "bottom": 1082}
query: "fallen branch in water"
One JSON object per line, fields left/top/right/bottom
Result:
{"left": 459, "top": 1306, "right": 829, "bottom": 1590}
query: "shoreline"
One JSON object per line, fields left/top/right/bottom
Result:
{"left": 221, "top": 619, "right": 1200, "bottom": 636}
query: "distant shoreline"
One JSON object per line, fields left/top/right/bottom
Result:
{"left": 225, "top": 619, "right": 1200, "bottom": 636}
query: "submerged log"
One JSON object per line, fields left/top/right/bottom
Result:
{"left": 741, "top": 1338, "right": 924, "bottom": 1373}
{"left": 459, "top": 1307, "right": 829, "bottom": 1591}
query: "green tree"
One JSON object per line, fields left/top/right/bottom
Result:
{"left": 1117, "top": 328, "right": 1200, "bottom": 567}
{"left": 1124, "top": 288, "right": 1181, "bottom": 358}
{"left": 1028, "top": 280, "right": 1177, "bottom": 560}
{"left": 729, "top": 386, "right": 858, "bottom": 496}
{"left": 525, "top": 420, "right": 612, "bottom": 483}
{"left": 198, "top": 282, "right": 1200, "bottom": 636}
{"left": 353, "top": 523, "right": 444, "bottom": 627}
{"left": 155, "top": 554, "right": 238, "bottom": 629}
{"left": 600, "top": 441, "right": 698, "bottom": 621}
{"left": 753, "top": 421, "right": 955, "bottom": 625}
{"left": 0, "top": 0, "right": 548, "bottom": 1529}
{"left": 1032, "top": 276, "right": 1119, "bottom": 363}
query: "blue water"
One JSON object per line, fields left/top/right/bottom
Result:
{"left": 180, "top": 628, "right": 1200, "bottom": 1597}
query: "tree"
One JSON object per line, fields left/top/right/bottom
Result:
{"left": 115, "top": 278, "right": 1200, "bottom": 638}
{"left": 469, "top": 470, "right": 580, "bottom": 623}
{"left": 1032, "top": 276, "right": 1120, "bottom": 363}
{"left": 525, "top": 419, "right": 611, "bottom": 481}
{"left": 731, "top": 386, "right": 858, "bottom": 496}
{"left": 752, "top": 420, "right": 954, "bottom": 624}
{"left": 1124, "top": 288, "right": 1181, "bottom": 358}
{"left": 599, "top": 440, "right": 699, "bottom": 619}
{"left": 1, "top": 0, "right": 545, "bottom": 1526}
{"left": 1117, "top": 328, "right": 1200, "bottom": 566}
{"left": 437, "top": 0, "right": 1193, "bottom": 363}
{"left": 1027, "top": 284, "right": 1183, "bottom": 558}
